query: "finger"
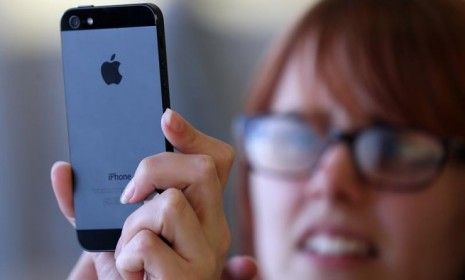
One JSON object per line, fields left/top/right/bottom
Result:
{"left": 92, "top": 252, "right": 123, "bottom": 280}
{"left": 116, "top": 230, "right": 182, "bottom": 280}
{"left": 119, "top": 152, "right": 231, "bottom": 258}
{"left": 68, "top": 252, "right": 97, "bottom": 280}
{"left": 122, "top": 153, "right": 221, "bottom": 211}
{"left": 116, "top": 188, "right": 210, "bottom": 262}
{"left": 221, "top": 256, "right": 258, "bottom": 280}
{"left": 161, "top": 109, "right": 235, "bottom": 186}
{"left": 50, "top": 161, "right": 75, "bottom": 226}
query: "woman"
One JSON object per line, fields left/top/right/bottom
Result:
{"left": 51, "top": 0, "right": 465, "bottom": 279}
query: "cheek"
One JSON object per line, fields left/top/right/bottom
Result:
{"left": 374, "top": 172, "right": 465, "bottom": 276}
{"left": 250, "top": 174, "right": 302, "bottom": 225}
{"left": 249, "top": 174, "right": 304, "bottom": 276}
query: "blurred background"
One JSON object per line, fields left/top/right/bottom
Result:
{"left": 0, "top": 0, "right": 316, "bottom": 278}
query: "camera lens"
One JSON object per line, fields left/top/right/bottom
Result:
{"left": 69, "top": 16, "right": 81, "bottom": 29}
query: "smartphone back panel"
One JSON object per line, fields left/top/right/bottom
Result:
{"left": 62, "top": 22, "right": 168, "bottom": 231}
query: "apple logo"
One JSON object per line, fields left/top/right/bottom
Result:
{"left": 101, "top": 54, "right": 122, "bottom": 85}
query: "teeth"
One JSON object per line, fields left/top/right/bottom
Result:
{"left": 305, "top": 234, "right": 370, "bottom": 257}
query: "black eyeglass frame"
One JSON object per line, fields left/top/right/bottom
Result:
{"left": 234, "top": 113, "right": 465, "bottom": 192}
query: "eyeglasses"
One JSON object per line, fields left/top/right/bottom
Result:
{"left": 234, "top": 114, "right": 465, "bottom": 192}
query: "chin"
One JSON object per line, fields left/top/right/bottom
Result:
{"left": 258, "top": 252, "right": 381, "bottom": 280}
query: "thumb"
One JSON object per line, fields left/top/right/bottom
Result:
{"left": 161, "top": 109, "right": 235, "bottom": 186}
{"left": 222, "top": 255, "right": 258, "bottom": 280}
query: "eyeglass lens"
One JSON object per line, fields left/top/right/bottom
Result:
{"left": 243, "top": 116, "right": 445, "bottom": 190}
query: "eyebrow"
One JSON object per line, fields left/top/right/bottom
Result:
{"left": 278, "top": 110, "right": 386, "bottom": 133}
{"left": 280, "top": 110, "right": 330, "bottom": 123}
{"left": 278, "top": 110, "right": 332, "bottom": 133}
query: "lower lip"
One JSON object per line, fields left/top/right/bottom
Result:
{"left": 300, "top": 250, "right": 376, "bottom": 269}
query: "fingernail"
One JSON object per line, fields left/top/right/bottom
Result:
{"left": 163, "top": 108, "right": 183, "bottom": 133}
{"left": 50, "top": 161, "right": 64, "bottom": 180}
{"left": 120, "top": 180, "right": 135, "bottom": 204}
{"left": 51, "top": 161, "right": 60, "bottom": 172}
{"left": 69, "top": 217, "right": 76, "bottom": 228}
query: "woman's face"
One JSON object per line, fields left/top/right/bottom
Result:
{"left": 250, "top": 48, "right": 465, "bottom": 279}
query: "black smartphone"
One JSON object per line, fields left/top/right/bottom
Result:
{"left": 60, "top": 3, "right": 172, "bottom": 251}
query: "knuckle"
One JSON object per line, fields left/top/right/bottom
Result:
{"left": 122, "top": 211, "right": 137, "bottom": 231}
{"left": 132, "top": 230, "right": 156, "bottom": 255}
{"left": 138, "top": 156, "right": 155, "bottom": 175}
{"left": 123, "top": 211, "right": 136, "bottom": 229}
{"left": 158, "top": 151, "right": 172, "bottom": 160}
{"left": 115, "top": 254, "right": 126, "bottom": 271}
{"left": 160, "top": 188, "right": 187, "bottom": 220}
{"left": 195, "top": 155, "right": 217, "bottom": 176}
{"left": 222, "top": 143, "right": 236, "bottom": 165}
{"left": 138, "top": 152, "right": 172, "bottom": 176}
{"left": 193, "top": 155, "right": 221, "bottom": 189}
{"left": 115, "top": 230, "right": 156, "bottom": 272}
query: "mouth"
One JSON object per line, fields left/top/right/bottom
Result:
{"left": 299, "top": 229, "right": 378, "bottom": 267}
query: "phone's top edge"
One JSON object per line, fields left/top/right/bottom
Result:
{"left": 66, "top": 3, "right": 159, "bottom": 10}
{"left": 61, "top": 3, "right": 161, "bottom": 14}
{"left": 60, "top": 3, "right": 162, "bottom": 31}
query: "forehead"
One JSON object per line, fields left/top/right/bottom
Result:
{"left": 269, "top": 46, "right": 370, "bottom": 130}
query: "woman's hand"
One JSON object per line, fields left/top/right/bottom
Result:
{"left": 51, "top": 109, "right": 257, "bottom": 280}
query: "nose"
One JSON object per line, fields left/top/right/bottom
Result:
{"left": 304, "top": 143, "right": 365, "bottom": 203}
